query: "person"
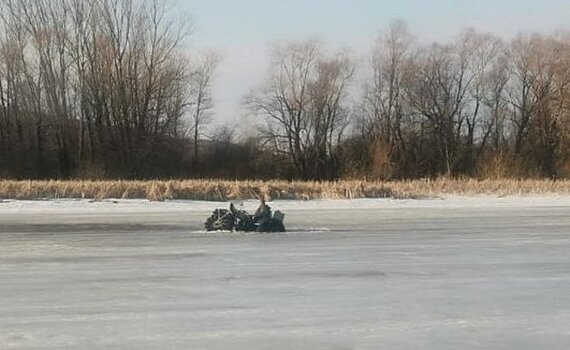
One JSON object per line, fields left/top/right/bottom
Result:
{"left": 253, "top": 197, "right": 272, "bottom": 222}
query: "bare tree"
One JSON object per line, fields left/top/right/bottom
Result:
{"left": 363, "top": 19, "right": 413, "bottom": 177}
{"left": 189, "top": 51, "right": 221, "bottom": 163}
{"left": 248, "top": 41, "right": 354, "bottom": 179}
{"left": 481, "top": 52, "right": 510, "bottom": 153}
{"left": 0, "top": 0, "right": 197, "bottom": 178}
{"left": 463, "top": 31, "right": 503, "bottom": 172}
{"left": 527, "top": 35, "right": 570, "bottom": 176}
{"left": 504, "top": 34, "right": 570, "bottom": 176}
{"left": 403, "top": 30, "right": 493, "bottom": 175}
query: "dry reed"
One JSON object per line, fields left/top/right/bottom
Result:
{"left": 1, "top": 178, "right": 569, "bottom": 201}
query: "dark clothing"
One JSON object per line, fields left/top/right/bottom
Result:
{"left": 254, "top": 203, "right": 272, "bottom": 221}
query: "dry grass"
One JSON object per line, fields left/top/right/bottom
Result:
{"left": 1, "top": 178, "right": 570, "bottom": 201}
{"left": 383, "top": 178, "right": 570, "bottom": 197}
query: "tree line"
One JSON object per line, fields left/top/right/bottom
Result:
{"left": 0, "top": 0, "right": 218, "bottom": 179}
{"left": 251, "top": 21, "right": 570, "bottom": 180}
{"left": 0, "top": 1, "right": 568, "bottom": 180}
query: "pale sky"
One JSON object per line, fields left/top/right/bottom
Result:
{"left": 173, "top": 0, "right": 570, "bottom": 125}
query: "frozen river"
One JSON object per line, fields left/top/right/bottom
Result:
{"left": 1, "top": 197, "right": 570, "bottom": 349}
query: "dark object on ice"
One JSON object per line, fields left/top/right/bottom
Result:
{"left": 253, "top": 198, "right": 272, "bottom": 222}
{"left": 203, "top": 208, "right": 235, "bottom": 231}
{"left": 204, "top": 201, "right": 286, "bottom": 232}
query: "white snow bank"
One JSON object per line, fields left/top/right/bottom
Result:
{"left": 0, "top": 195, "right": 569, "bottom": 215}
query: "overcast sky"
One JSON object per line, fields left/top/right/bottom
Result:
{"left": 173, "top": 0, "right": 570, "bottom": 125}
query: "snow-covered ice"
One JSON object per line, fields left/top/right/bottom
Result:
{"left": 1, "top": 196, "right": 570, "bottom": 349}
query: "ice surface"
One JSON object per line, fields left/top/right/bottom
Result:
{"left": 1, "top": 196, "right": 570, "bottom": 349}
{"left": 2, "top": 195, "right": 570, "bottom": 215}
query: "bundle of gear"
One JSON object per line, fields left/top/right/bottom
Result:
{"left": 204, "top": 200, "right": 285, "bottom": 233}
